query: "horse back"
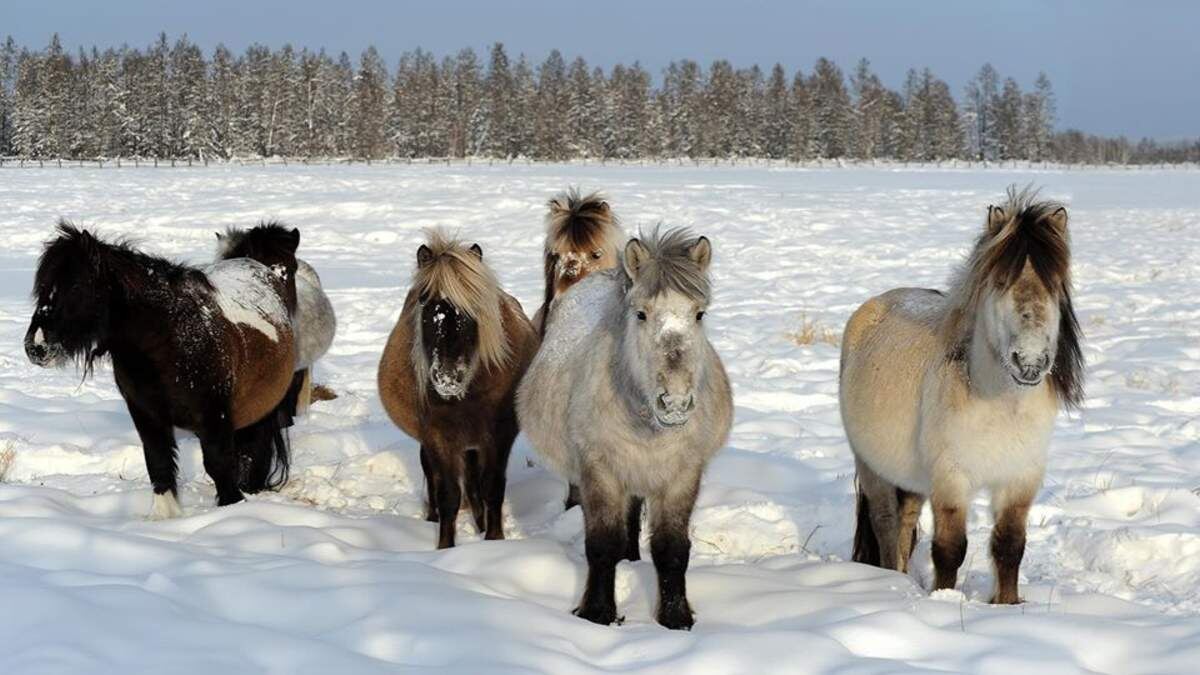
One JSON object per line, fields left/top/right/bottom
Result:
{"left": 206, "top": 259, "right": 298, "bottom": 429}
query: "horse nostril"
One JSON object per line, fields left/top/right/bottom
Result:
{"left": 1010, "top": 351, "right": 1022, "bottom": 367}
{"left": 657, "top": 392, "right": 668, "bottom": 409}
{"left": 685, "top": 394, "right": 695, "bottom": 412}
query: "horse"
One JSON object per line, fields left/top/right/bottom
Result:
{"left": 517, "top": 226, "right": 733, "bottom": 630}
{"left": 216, "top": 222, "right": 337, "bottom": 414}
{"left": 838, "top": 187, "right": 1084, "bottom": 604}
{"left": 532, "top": 189, "right": 622, "bottom": 511}
{"left": 378, "top": 229, "right": 539, "bottom": 549}
{"left": 532, "top": 188, "right": 622, "bottom": 336}
{"left": 24, "top": 222, "right": 299, "bottom": 517}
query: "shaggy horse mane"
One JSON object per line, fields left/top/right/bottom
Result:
{"left": 34, "top": 221, "right": 203, "bottom": 375}
{"left": 544, "top": 188, "right": 621, "bottom": 254}
{"left": 944, "top": 186, "right": 1084, "bottom": 408}
{"left": 623, "top": 225, "right": 712, "bottom": 304}
{"left": 408, "top": 228, "right": 511, "bottom": 373}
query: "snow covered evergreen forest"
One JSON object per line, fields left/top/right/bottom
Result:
{"left": 1, "top": 33, "right": 1197, "bottom": 165}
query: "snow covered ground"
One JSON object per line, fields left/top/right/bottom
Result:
{"left": 1, "top": 163, "right": 1199, "bottom": 673}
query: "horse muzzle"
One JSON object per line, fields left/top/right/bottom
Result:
{"left": 1009, "top": 352, "right": 1050, "bottom": 387}
{"left": 654, "top": 392, "right": 696, "bottom": 427}
{"left": 25, "top": 339, "right": 63, "bottom": 368}
{"left": 430, "top": 367, "right": 469, "bottom": 400}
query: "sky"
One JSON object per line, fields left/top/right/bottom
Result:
{"left": 6, "top": 0, "right": 1198, "bottom": 140}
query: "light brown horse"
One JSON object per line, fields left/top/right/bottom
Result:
{"left": 839, "top": 187, "right": 1083, "bottom": 603}
{"left": 378, "top": 229, "right": 539, "bottom": 548}
{"left": 531, "top": 188, "right": 622, "bottom": 335}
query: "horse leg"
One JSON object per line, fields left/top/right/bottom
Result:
{"left": 419, "top": 445, "right": 441, "bottom": 522}
{"left": 482, "top": 418, "right": 516, "bottom": 541}
{"left": 648, "top": 467, "right": 701, "bottom": 630}
{"left": 431, "top": 446, "right": 462, "bottom": 549}
{"left": 930, "top": 483, "right": 969, "bottom": 592}
{"left": 198, "top": 411, "right": 243, "bottom": 507}
{"left": 854, "top": 458, "right": 900, "bottom": 569}
{"left": 990, "top": 482, "right": 1036, "bottom": 604}
{"left": 573, "top": 466, "right": 627, "bottom": 626}
{"left": 624, "top": 497, "right": 643, "bottom": 561}
{"left": 463, "top": 448, "right": 486, "bottom": 533}
{"left": 296, "top": 368, "right": 312, "bottom": 416}
{"left": 564, "top": 483, "right": 581, "bottom": 510}
{"left": 896, "top": 488, "right": 926, "bottom": 574}
{"left": 126, "top": 401, "right": 181, "bottom": 519}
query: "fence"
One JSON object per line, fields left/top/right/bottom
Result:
{"left": 1, "top": 156, "right": 1197, "bottom": 171}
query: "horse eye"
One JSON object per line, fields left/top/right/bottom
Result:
{"left": 636, "top": 310, "right": 647, "bottom": 321}
{"left": 591, "top": 250, "right": 603, "bottom": 260}
{"left": 696, "top": 311, "right": 705, "bottom": 321}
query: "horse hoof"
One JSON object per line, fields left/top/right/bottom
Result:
{"left": 989, "top": 593, "right": 1023, "bottom": 605}
{"left": 148, "top": 492, "right": 183, "bottom": 520}
{"left": 572, "top": 605, "right": 621, "bottom": 626}
{"left": 657, "top": 600, "right": 695, "bottom": 630}
{"left": 216, "top": 492, "right": 245, "bottom": 507}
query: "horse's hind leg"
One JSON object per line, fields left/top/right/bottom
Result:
{"left": 989, "top": 482, "right": 1036, "bottom": 604}
{"left": 896, "top": 488, "right": 925, "bottom": 574}
{"left": 648, "top": 467, "right": 701, "bottom": 630}
{"left": 624, "top": 497, "right": 644, "bottom": 561}
{"left": 296, "top": 368, "right": 312, "bottom": 416}
{"left": 198, "top": 412, "right": 243, "bottom": 507}
{"left": 574, "top": 466, "right": 627, "bottom": 626}
{"left": 564, "top": 483, "right": 581, "bottom": 510}
{"left": 463, "top": 448, "right": 486, "bottom": 533}
{"left": 854, "top": 458, "right": 901, "bottom": 570}
{"left": 126, "top": 400, "right": 181, "bottom": 519}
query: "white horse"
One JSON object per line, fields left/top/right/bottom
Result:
{"left": 518, "top": 226, "right": 733, "bottom": 630}
{"left": 839, "top": 187, "right": 1083, "bottom": 604}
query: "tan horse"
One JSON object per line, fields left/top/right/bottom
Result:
{"left": 839, "top": 187, "right": 1083, "bottom": 604}
{"left": 378, "top": 229, "right": 539, "bottom": 548}
{"left": 531, "top": 188, "right": 622, "bottom": 335}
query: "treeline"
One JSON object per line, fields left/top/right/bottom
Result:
{"left": 0, "top": 34, "right": 1196, "bottom": 164}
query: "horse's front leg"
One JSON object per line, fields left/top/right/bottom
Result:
{"left": 482, "top": 416, "right": 518, "bottom": 541}
{"left": 125, "top": 398, "right": 182, "bottom": 519}
{"left": 419, "top": 445, "right": 439, "bottom": 522}
{"left": 930, "top": 477, "right": 969, "bottom": 592}
{"left": 430, "top": 444, "right": 462, "bottom": 549}
{"left": 649, "top": 466, "right": 701, "bottom": 630}
{"left": 990, "top": 481, "right": 1037, "bottom": 604}
{"left": 198, "top": 408, "right": 243, "bottom": 507}
{"left": 573, "top": 465, "right": 627, "bottom": 626}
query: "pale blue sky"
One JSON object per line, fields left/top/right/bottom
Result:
{"left": 6, "top": 0, "right": 1197, "bottom": 139}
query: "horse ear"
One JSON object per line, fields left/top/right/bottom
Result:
{"left": 597, "top": 201, "right": 611, "bottom": 215}
{"left": 215, "top": 231, "right": 224, "bottom": 241}
{"left": 623, "top": 238, "right": 648, "bottom": 280}
{"left": 469, "top": 243, "right": 483, "bottom": 259}
{"left": 688, "top": 236, "right": 712, "bottom": 271}
{"left": 417, "top": 244, "right": 434, "bottom": 267}
{"left": 286, "top": 227, "right": 300, "bottom": 254}
{"left": 1045, "top": 206, "right": 1068, "bottom": 232}
{"left": 987, "top": 205, "right": 1006, "bottom": 235}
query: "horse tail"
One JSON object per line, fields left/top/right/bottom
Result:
{"left": 851, "top": 476, "right": 881, "bottom": 566}
{"left": 237, "top": 370, "right": 303, "bottom": 493}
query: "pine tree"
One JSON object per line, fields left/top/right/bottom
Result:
{"left": 762, "top": 63, "right": 790, "bottom": 159}
{"left": 534, "top": 49, "right": 568, "bottom": 160}
{"left": 850, "top": 58, "right": 889, "bottom": 160}
{"left": 510, "top": 54, "right": 537, "bottom": 157}
{"left": 994, "top": 77, "right": 1024, "bottom": 160}
{"left": 0, "top": 36, "right": 17, "bottom": 155}
{"left": 702, "top": 60, "right": 737, "bottom": 157}
{"left": 809, "top": 58, "right": 851, "bottom": 158}
{"left": 787, "top": 68, "right": 813, "bottom": 160}
{"left": 1022, "top": 72, "right": 1056, "bottom": 161}
{"left": 449, "top": 48, "right": 482, "bottom": 157}
{"left": 564, "top": 56, "right": 597, "bottom": 157}
{"left": 661, "top": 60, "right": 702, "bottom": 157}
{"left": 352, "top": 46, "right": 389, "bottom": 159}
{"left": 963, "top": 63, "right": 999, "bottom": 160}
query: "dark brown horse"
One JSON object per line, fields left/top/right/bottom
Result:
{"left": 24, "top": 223, "right": 298, "bottom": 517}
{"left": 378, "top": 229, "right": 539, "bottom": 548}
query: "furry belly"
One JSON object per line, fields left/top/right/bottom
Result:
{"left": 294, "top": 269, "right": 336, "bottom": 369}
